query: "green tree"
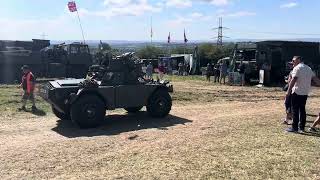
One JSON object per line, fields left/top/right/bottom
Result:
{"left": 136, "top": 46, "right": 164, "bottom": 59}
{"left": 98, "top": 42, "right": 112, "bottom": 51}
{"left": 198, "top": 43, "right": 234, "bottom": 66}
{"left": 171, "top": 46, "right": 194, "bottom": 54}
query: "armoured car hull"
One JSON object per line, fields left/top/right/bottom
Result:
{"left": 40, "top": 79, "right": 173, "bottom": 128}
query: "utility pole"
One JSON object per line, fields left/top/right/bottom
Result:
{"left": 39, "top": 32, "right": 48, "bottom": 40}
{"left": 212, "top": 17, "right": 229, "bottom": 46}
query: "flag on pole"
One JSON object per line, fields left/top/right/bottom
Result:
{"left": 68, "top": 1, "right": 77, "bottom": 12}
{"left": 151, "top": 26, "right": 153, "bottom": 39}
{"left": 150, "top": 17, "right": 153, "bottom": 39}
{"left": 168, "top": 32, "right": 171, "bottom": 43}
{"left": 184, "top": 29, "right": 188, "bottom": 43}
{"left": 67, "top": 1, "right": 86, "bottom": 43}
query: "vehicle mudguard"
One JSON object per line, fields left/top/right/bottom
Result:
{"left": 69, "top": 89, "right": 107, "bottom": 107}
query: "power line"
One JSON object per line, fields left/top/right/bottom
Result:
{"left": 212, "top": 17, "right": 230, "bottom": 46}
{"left": 38, "top": 32, "right": 48, "bottom": 40}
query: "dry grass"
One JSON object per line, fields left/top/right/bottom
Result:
{"left": 0, "top": 76, "right": 320, "bottom": 179}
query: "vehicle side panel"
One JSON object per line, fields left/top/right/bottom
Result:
{"left": 81, "top": 87, "right": 116, "bottom": 109}
{"left": 115, "top": 84, "right": 158, "bottom": 108}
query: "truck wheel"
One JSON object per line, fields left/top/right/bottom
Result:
{"left": 147, "top": 89, "right": 172, "bottom": 118}
{"left": 52, "top": 106, "right": 70, "bottom": 120}
{"left": 125, "top": 106, "right": 143, "bottom": 113}
{"left": 70, "top": 95, "right": 105, "bottom": 128}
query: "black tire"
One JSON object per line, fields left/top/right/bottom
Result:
{"left": 70, "top": 95, "right": 106, "bottom": 128}
{"left": 147, "top": 89, "right": 172, "bottom": 118}
{"left": 52, "top": 106, "right": 70, "bottom": 120}
{"left": 125, "top": 106, "right": 143, "bottom": 113}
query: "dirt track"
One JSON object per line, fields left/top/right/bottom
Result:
{"left": 1, "top": 82, "right": 320, "bottom": 179}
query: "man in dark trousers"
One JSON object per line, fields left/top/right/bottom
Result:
{"left": 206, "top": 63, "right": 213, "bottom": 82}
{"left": 239, "top": 63, "right": 246, "bottom": 86}
{"left": 214, "top": 63, "right": 220, "bottom": 83}
{"left": 286, "top": 56, "right": 320, "bottom": 133}
{"left": 18, "top": 65, "right": 37, "bottom": 112}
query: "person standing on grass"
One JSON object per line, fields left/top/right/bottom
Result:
{"left": 239, "top": 63, "right": 246, "bottom": 86}
{"left": 309, "top": 113, "right": 320, "bottom": 132}
{"left": 282, "top": 62, "right": 294, "bottom": 125}
{"left": 206, "top": 63, "right": 213, "bottom": 82}
{"left": 158, "top": 62, "right": 165, "bottom": 81}
{"left": 18, "top": 65, "right": 37, "bottom": 112}
{"left": 178, "top": 62, "right": 183, "bottom": 76}
{"left": 219, "top": 61, "right": 228, "bottom": 84}
{"left": 214, "top": 63, "right": 220, "bottom": 83}
{"left": 186, "top": 63, "right": 190, "bottom": 76}
{"left": 285, "top": 56, "right": 320, "bottom": 133}
{"left": 146, "top": 62, "right": 153, "bottom": 80}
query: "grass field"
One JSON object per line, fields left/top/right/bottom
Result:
{"left": 0, "top": 75, "right": 320, "bottom": 179}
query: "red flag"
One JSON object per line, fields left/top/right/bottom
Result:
{"left": 184, "top": 29, "right": 188, "bottom": 43}
{"left": 68, "top": 1, "right": 77, "bottom": 12}
{"left": 168, "top": 32, "right": 171, "bottom": 44}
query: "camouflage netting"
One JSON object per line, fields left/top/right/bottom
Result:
{"left": 78, "top": 79, "right": 99, "bottom": 89}
{"left": 83, "top": 52, "right": 145, "bottom": 87}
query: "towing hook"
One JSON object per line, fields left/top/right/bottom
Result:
{"left": 167, "top": 84, "right": 174, "bottom": 93}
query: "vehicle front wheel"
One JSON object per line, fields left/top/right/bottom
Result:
{"left": 52, "top": 106, "right": 70, "bottom": 120}
{"left": 124, "top": 106, "right": 143, "bottom": 113}
{"left": 70, "top": 95, "right": 106, "bottom": 128}
{"left": 147, "top": 89, "right": 172, "bottom": 118}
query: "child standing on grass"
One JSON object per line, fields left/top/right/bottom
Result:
{"left": 18, "top": 65, "right": 37, "bottom": 112}
{"left": 309, "top": 113, "right": 320, "bottom": 132}
{"left": 282, "top": 62, "right": 294, "bottom": 124}
{"left": 283, "top": 91, "right": 292, "bottom": 124}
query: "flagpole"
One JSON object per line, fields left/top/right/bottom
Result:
{"left": 167, "top": 32, "right": 171, "bottom": 56}
{"left": 183, "top": 28, "right": 186, "bottom": 55}
{"left": 150, "top": 16, "right": 153, "bottom": 45}
{"left": 76, "top": 10, "right": 86, "bottom": 44}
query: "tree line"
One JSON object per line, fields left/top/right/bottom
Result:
{"left": 94, "top": 42, "right": 235, "bottom": 67}
{"left": 135, "top": 43, "right": 235, "bottom": 67}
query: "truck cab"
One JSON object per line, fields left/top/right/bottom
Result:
{"left": 43, "top": 42, "right": 92, "bottom": 78}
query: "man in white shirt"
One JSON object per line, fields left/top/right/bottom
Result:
{"left": 286, "top": 56, "right": 320, "bottom": 133}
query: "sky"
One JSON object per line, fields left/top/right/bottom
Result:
{"left": 0, "top": 0, "right": 320, "bottom": 41}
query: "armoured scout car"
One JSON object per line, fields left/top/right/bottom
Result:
{"left": 39, "top": 53, "right": 173, "bottom": 128}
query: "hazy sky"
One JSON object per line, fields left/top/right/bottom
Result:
{"left": 0, "top": 0, "right": 319, "bottom": 41}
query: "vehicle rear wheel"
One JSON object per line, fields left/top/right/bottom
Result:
{"left": 125, "top": 106, "right": 143, "bottom": 113}
{"left": 70, "top": 95, "right": 106, "bottom": 128}
{"left": 147, "top": 89, "right": 172, "bottom": 118}
{"left": 52, "top": 106, "right": 70, "bottom": 120}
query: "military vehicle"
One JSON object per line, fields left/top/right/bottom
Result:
{"left": 0, "top": 39, "right": 92, "bottom": 83}
{"left": 228, "top": 43, "right": 259, "bottom": 84}
{"left": 255, "top": 41, "right": 320, "bottom": 84}
{"left": 41, "top": 42, "right": 92, "bottom": 78}
{"left": 229, "top": 41, "right": 320, "bottom": 85}
{"left": 39, "top": 52, "right": 173, "bottom": 128}
{"left": 0, "top": 39, "right": 49, "bottom": 83}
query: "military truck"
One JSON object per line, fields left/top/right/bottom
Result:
{"left": 0, "top": 39, "right": 49, "bottom": 83}
{"left": 0, "top": 39, "right": 92, "bottom": 83}
{"left": 255, "top": 41, "right": 320, "bottom": 84}
{"left": 229, "top": 41, "right": 320, "bottom": 85}
{"left": 39, "top": 53, "right": 173, "bottom": 128}
{"left": 41, "top": 42, "right": 92, "bottom": 78}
